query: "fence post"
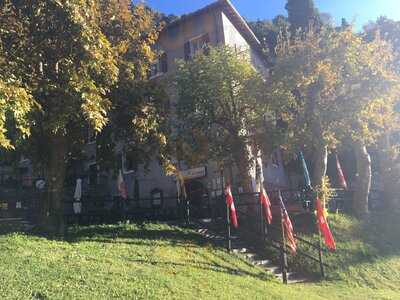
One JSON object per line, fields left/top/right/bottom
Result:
{"left": 226, "top": 201, "right": 231, "bottom": 252}
{"left": 317, "top": 191, "right": 325, "bottom": 279}
{"left": 318, "top": 233, "right": 325, "bottom": 279}
{"left": 280, "top": 208, "right": 288, "bottom": 284}
{"left": 185, "top": 198, "right": 190, "bottom": 226}
{"left": 264, "top": 192, "right": 269, "bottom": 240}
{"left": 259, "top": 194, "right": 265, "bottom": 243}
{"left": 221, "top": 169, "right": 231, "bottom": 252}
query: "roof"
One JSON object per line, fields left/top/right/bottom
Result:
{"left": 162, "top": 0, "right": 265, "bottom": 59}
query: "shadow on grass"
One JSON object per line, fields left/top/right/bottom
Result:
{"left": 0, "top": 221, "right": 226, "bottom": 253}
{"left": 0, "top": 220, "right": 273, "bottom": 282}
{"left": 64, "top": 224, "right": 211, "bottom": 247}
{"left": 0, "top": 221, "right": 208, "bottom": 247}
{"left": 126, "top": 258, "right": 271, "bottom": 281}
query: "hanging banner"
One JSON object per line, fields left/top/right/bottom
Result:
{"left": 181, "top": 167, "right": 207, "bottom": 180}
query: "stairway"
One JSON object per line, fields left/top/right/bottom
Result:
{"left": 194, "top": 218, "right": 310, "bottom": 284}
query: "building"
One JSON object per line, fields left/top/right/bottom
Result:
{"left": 129, "top": 0, "right": 270, "bottom": 212}
{"left": 0, "top": 0, "right": 272, "bottom": 219}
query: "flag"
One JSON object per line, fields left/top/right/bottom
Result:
{"left": 225, "top": 185, "right": 239, "bottom": 228}
{"left": 73, "top": 178, "right": 82, "bottom": 214}
{"left": 260, "top": 187, "right": 272, "bottom": 224}
{"left": 171, "top": 165, "right": 186, "bottom": 202}
{"left": 118, "top": 170, "right": 128, "bottom": 200}
{"left": 299, "top": 151, "right": 312, "bottom": 188}
{"left": 336, "top": 154, "right": 348, "bottom": 190}
{"left": 316, "top": 197, "right": 336, "bottom": 251}
{"left": 279, "top": 191, "right": 296, "bottom": 253}
{"left": 73, "top": 178, "right": 82, "bottom": 201}
{"left": 176, "top": 169, "right": 187, "bottom": 201}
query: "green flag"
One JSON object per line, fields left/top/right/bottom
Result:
{"left": 299, "top": 151, "right": 311, "bottom": 188}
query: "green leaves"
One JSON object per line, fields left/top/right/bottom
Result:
{"left": 0, "top": 77, "right": 36, "bottom": 149}
{"left": 0, "top": 0, "right": 166, "bottom": 178}
{"left": 0, "top": 0, "right": 121, "bottom": 148}
{"left": 269, "top": 27, "right": 400, "bottom": 153}
{"left": 174, "top": 46, "right": 269, "bottom": 166}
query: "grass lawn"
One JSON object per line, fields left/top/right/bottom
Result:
{"left": 0, "top": 213, "right": 400, "bottom": 299}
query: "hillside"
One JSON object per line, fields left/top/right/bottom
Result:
{"left": 0, "top": 213, "right": 399, "bottom": 299}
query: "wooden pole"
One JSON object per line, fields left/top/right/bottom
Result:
{"left": 318, "top": 233, "right": 325, "bottom": 279}
{"left": 185, "top": 197, "right": 190, "bottom": 226}
{"left": 279, "top": 191, "right": 288, "bottom": 284}
{"left": 317, "top": 191, "right": 325, "bottom": 279}
{"left": 259, "top": 195, "right": 265, "bottom": 242}
{"left": 226, "top": 201, "right": 231, "bottom": 252}
{"left": 222, "top": 169, "right": 231, "bottom": 252}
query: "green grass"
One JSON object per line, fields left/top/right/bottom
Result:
{"left": 0, "top": 213, "right": 400, "bottom": 299}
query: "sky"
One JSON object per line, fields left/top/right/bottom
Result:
{"left": 137, "top": 0, "right": 400, "bottom": 30}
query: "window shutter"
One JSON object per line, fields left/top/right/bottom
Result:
{"left": 160, "top": 53, "right": 168, "bottom": 73}
{"left": 202, "top": 33, "right": 210, "bottom": 55}
{"left": 184, "top": 41, "right": 191, "bottom": 61}
{"left": 202, "top": 33, "right": 210, "bottom": 44}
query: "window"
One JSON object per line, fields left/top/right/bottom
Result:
{"left": 168, "top": 24, "right": 179, "bottom": 39}
{"left": 150, "top": 52, "right": 168, "bottom": 78}
{"left": 160, "top": 53, "right": 168, "bottom": 73}
{"left": 87, "top": 126, "right": 96, "bottom": 144}
{"left": 184, "top": 33, "right": 210, "bottom": 60}
{"left": 121, "top": 151, "right": 136, "bottom": 174}
{"left": 88, "top": 163, "right": 98, "bottom": 186}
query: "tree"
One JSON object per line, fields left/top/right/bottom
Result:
{"left": 285, "top": 0, "right": 321, "bottom": 33}
{"left": 364, "top": 17, "right": 400, "bottom": 72}
{"left": 0, "top": 3, "right": 37, "bottom": 149}
{"left": 249, "top": 15, "right": 290, "bottom": 62}
{"left": 174, "top": 47, "right": 269, "bottom": 192}
{"left": 0, "top": 0, "right": 163, "bottom": 232}
{"left": 95, "top": 1, "right": 169, "bottom": 172}
{"left": 268, "top": 28, "right": 400, "bottom": 216}
{"left": 364, "top": 17, "right": 400, "bottom": 209}
{"left": 1, "top": 0, "right": 119, "bottom": 232}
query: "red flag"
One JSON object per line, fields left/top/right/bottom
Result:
{"left": 316, "top": 197, "right": 336, "bottom": 251}
{"left": 118, "top": 170, "right": 128, "bottom": 200}
{"left": 279, "top": 192, "right": 296, "bottom": 253}
{"left": 260, "top": 187, "right": 272, "bottom": 224}
{"left": 225, "top": 185, "right": 238, "bottom": 228}
{"left": 336, "top": 154, "right": 348, "bottom": 190}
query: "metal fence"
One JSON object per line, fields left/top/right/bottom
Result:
{"left": 0, "top": 183, "right": 384, "bottom": 227}
{"left": 223, "top": 191, "right": 331, "bottom": 283}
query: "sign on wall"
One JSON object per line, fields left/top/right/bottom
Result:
{"left": 181, "top": 167, "right": 207, "bottom": 180}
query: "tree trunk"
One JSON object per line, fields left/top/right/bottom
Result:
{"left": 231, "top": 137, "right": 254, "bottom": 193}
{"left": 41, "top": 132, "right": 67, "bottom": 235}
{"left": 308, "top": 83, "right": 327, "bottom": 189}
{"left": 378, "top": 134, "right": 399, "bottom": 210}
{"left": 353, "top": 142, "right": 371, "bottom": 217}
{"left": 312, "top": 144, "right": 328, "bottom": 188}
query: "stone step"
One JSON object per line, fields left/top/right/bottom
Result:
{"left": 231, "top": 241, "right": 251, "bottom": 248}
{"left": 287, "top": 277, "right": 309, "bottom": 284}
{"left": 232, "top": 247, "right": 248, "bottom": 254}
{"left": 265, "top": 265, "right": 281, "bottom": 274}
{"left": 193, "top": 220, "right": 311, "bottom": 285}
{"left": 196, "top": 227, "right": 226, "bottom": 243}
{"left": 244, "top": 252, "right": 257, "bottom": 259}
{"left": 252, "top": 259, "right": 271, "bottom": 267}
{"left": 274, "top": 271, "right": 295, "bottom": 279}
{"left": 274, "top": 272, "right": 309, "bottom": 284}
{"left": 198, "top": 218, "right": 212, "bottom": 224}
